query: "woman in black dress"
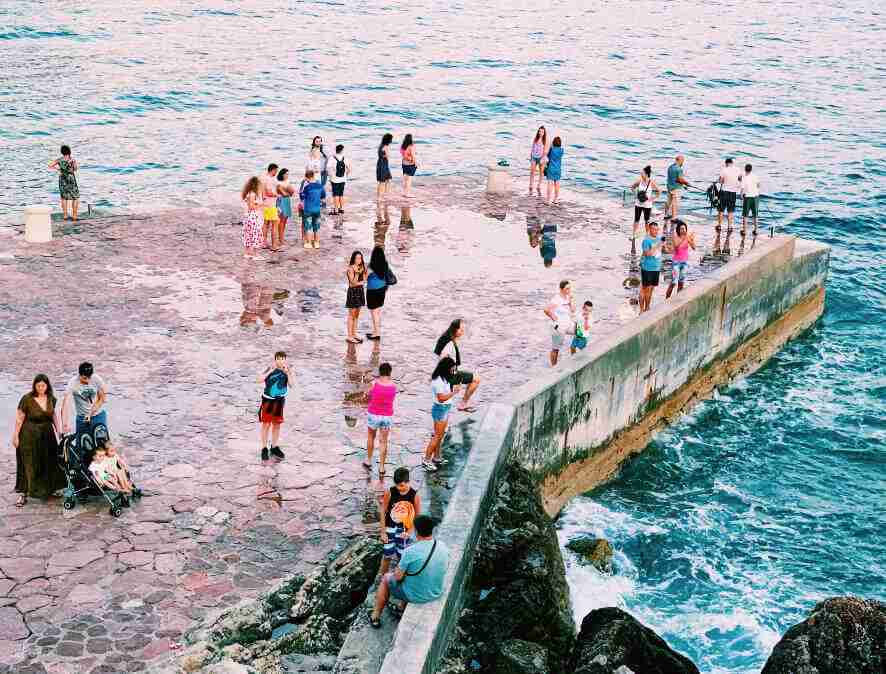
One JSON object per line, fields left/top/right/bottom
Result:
{"left": 365, "top": 246, "right": 390, "bottom": 341}
{"left": 12, "top": 374, "right": 65, "bottom": 506}
{"left": 346, "top": 250, "right": 366, "bottom": 344}
{"left": 376, "top": 133, "right": 393, "bottom": 203}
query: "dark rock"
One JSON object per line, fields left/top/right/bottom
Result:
{"left": 570, "top": 607, "right": 699, "bottom": 674}
{"left": 290, "top": 538, "right": 382, "bottom": 622}
{"left": 498, "top": 639, "right": 550, "bottom": 674}
{"left": 441, "top": 464, "right": 575, "bottom": 672}
{"left": 55, "top": 641, "right": 85, "bottom": 658}
{"left": 565, "top": 537, "right": 614, "bottom": 572}
{"left": 761, "top": 596, "right": 886, "bottom": 674}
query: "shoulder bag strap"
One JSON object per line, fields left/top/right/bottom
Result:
{"left": 404, "top": 540, "right": 437, "bottom": 576}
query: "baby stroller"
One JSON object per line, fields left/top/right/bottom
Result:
{"left": 58, "top": 423, "right": 140, "bottom": 517}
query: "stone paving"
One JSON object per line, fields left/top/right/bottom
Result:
{"left": 0, "top": 177, "right": 756, "bottom": 673}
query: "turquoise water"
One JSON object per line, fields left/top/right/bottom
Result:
{"left": 2, "top": 1, "right": 884, "bottom": 671}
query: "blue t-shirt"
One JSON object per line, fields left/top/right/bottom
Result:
{"left": 300, "top": 181, "right": 324, "bottom": 214}
{"left": 667, "top": 163, "right": 683, "bottom": 191}
{"left": 641, "top": 236, "right": 662, "bottom": 272}
{"left": 263, "top": 369, "right": 289, "bottom": 399}
{"left": 366, "top": 271, "right": 387, "bottom": 290}
{"left": 399, "top": 539, "right": 449, "bottom": 604}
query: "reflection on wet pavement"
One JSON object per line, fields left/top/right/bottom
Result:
{"left": 0, "top": 178, "right": 745, "bottom": 669}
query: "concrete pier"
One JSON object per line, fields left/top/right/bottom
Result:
{"left": 0, "top": 177, "right": 814, "bottom": 671}
{"left": 376, "top": 234, "right": 829, "bottom": 674}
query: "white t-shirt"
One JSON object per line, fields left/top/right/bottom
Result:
{"left": 549, "top": 293, "right": 575, "bottom": 330}
{"left": 328, "top": 154, "right": 351, "bottom": 184}
{"left": 431, "top": 377, "right": 452, "bottom": 406}
{"left": 634, "top": 177, "right": 657, "bottom": 208}
{"left": 66, "top": 374, "right": 107, "bottom": 418}
{"left": 741, "top": 172, "right": 760, "bottom": 197}
{"left": 720, "top": 165, "right": 741, "bottom": 193}
{"left": 305, "top": 155, "right": 325, "bottom": 182}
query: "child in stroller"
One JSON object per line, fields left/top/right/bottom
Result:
{"left": 60, "top": 431, "right": 141, "bottom": 517}
{"left": 89, "top": 443, "right": 135, "bottom": 495}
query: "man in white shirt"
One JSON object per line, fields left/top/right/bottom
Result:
{"left": 543, "top": 280, "right": 576, "bottom": 366}
{"left": 740, "top": 163, "right": 761, "bottom": 234}
{"left": 717, "top": 157, "right": 741, "bottom": 232}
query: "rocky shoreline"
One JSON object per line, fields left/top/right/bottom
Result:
{"left": 438, "top": 463, "right": 885, "bottom": 674}
{"left": 168, "top": 464, "right": 885, "bottom": 674}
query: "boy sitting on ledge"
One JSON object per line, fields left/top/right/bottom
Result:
{"left": 369, "top": 514, "right": 449, "bottom": 628}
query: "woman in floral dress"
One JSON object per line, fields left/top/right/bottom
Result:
{"left": 48, "top": 144, "right": 80, "bottom": 221}
{"left": 241, "top": 176, "right": 264, "bottom": 257}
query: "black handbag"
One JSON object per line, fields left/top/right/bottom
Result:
{"left": 385, "top": 268, "right": 398, "bottom": 286}
{"left": 637, "top": 177, "right": 650, "bottom": 203}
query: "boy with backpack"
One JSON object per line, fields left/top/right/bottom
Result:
{"left": 328, "top": 144, "right": 351, "bottom": 215}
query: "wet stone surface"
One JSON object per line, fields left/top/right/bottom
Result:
{"left": 0, "top": 178, "right": 746, "bottom": 670}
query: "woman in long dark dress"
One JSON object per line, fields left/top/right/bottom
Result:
{"left": 12, "top": 374, "right": 65, "bottom": 506}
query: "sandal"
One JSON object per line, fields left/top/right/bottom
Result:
{"left": 347, "top": 337, "right": 360, "bottom": 344}
{"left": 15, "top": 495, "right": 26, "bottom": 507}
{"left": 368, "top": 612, "right": 381, "bottom": 629}
{"left": 362, "top": 460, "right": 372, "bottom": 469}
{"left": 458, "top": 405, "right": 478, "bottom": 413}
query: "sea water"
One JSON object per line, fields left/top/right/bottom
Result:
{"left": 2, "top": 1, "right": 884, "bottom": 671}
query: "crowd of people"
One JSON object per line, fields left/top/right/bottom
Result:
{"left": 25, "top": 130, "right": 769, "bottom": 627}
{"left": 239, "top": 134, "right": 419, "bottom": 257}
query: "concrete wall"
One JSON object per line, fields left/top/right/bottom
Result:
{"left": 377, "top": 236, "right": 829, "bottom": 674}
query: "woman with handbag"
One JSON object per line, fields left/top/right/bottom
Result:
{"left": 630, "top": 165, "right": 660, "bottom": 240}
{"left": 366, "top": 246, "right": 395, "bottom": 341}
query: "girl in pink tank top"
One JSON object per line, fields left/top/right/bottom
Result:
{"left": 666, "top": 220, "right": 696, "bottom": 298}
{"left": 365, "top": 362, "right": 397, "bottom": 478}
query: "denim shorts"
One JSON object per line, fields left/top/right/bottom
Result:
{"left": 551, "top": 328, "right": 566, "bottom": 350}
{"left": 368, "top": 413, "right": 393, "bottom": 430}
{"left": 431, "top": 402, "right": 451, "bottom": 423}
{"left": 302, "top": 212, "right": 321, "bottom": 233}
{"left": 672, "top": 261, "right": 688, "bottom": 283}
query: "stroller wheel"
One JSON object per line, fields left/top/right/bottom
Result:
{"left": 63, "top": 499, "right": 75, "bottom": 510}
{"left": 110, "top": 506, "right": 123, "bottom": 518}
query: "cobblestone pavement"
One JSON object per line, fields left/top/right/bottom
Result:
{"left": 0, "top": 178, "right": 749, "bottom": 672}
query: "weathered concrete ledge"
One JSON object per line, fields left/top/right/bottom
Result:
{"left": 375, "top": 235, "right": 829, "bottom": 674}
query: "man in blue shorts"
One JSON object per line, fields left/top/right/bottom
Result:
{"left": 369, "top": 515, "right": 450, "bottom": 627}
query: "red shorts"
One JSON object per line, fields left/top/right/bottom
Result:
{"left": 259, "top": 397, "right": 285, "bottom": 424}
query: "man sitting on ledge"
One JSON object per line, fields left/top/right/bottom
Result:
{"left": 369, "top": 514, "right": 449, "bottom": 628}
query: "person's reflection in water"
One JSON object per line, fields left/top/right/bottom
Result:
{"left": 240, "top": 283, "right": 276, "bottom": 328}
{"left": 540, "top": 223, "right": 557, "bottom": 268}
{"left": 527, "top": 212, "right": 541, "bottom": 250}
{"left": 397, "top": 205, "right": 415, "bottom": 254}
{"left": 342, "top": 340, "right": 381, "bottom": 427}
{"left": 374, "top": 201, "right": 391, "bottom": 247}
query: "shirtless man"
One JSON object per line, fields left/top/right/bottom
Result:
{"left": 261, "top": 163, "right": 279, "bottom": 248}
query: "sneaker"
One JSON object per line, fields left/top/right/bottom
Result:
{"left": 312, "top": 241, "right": 320, "bottom": 249}
{"left": 270, "top": 446, "right": 285, "bottom": 460}
{"left": 261, "top": 447, "right": 269, "bottom": 461}
{"left": 422, "top": 459, "right": 438, "bottom": 472}
{"left": 433, "top": 457, "right": 449, "bottom": 465}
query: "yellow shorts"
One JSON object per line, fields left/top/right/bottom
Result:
{"left": 263, "top": 206, "right": 279, "bottom": 221}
